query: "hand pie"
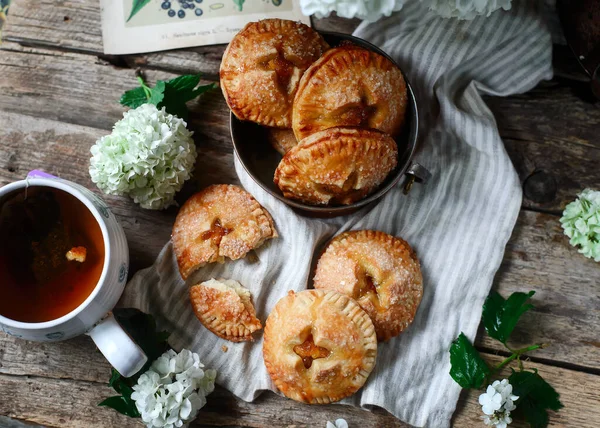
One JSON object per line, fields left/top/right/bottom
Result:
{"left": 190, "top": 278, "right": 262, "bottom": 342}
{"left": 314, "top": 230, "right": 423, "bottom": 341}
{"left": 263, "top": 290, "right": 377, "bottom": 404}
{"left": 292, "top": 45, "right": 407, "bottom": 140}
{"left": 220, "top": 19, "right": 329, "bottom": 128}
{"left": 266, "top": 128, "right": 298, "bottom": 156}
{"left": 172, "top": 184, "right": 277, "bottom": 280}
{"left": 273, "top": 127, "right": 398, "bottom": 205}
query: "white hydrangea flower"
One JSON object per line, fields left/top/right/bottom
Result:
{"left": 300, "top": 0, "right": 405, "bottom": 22}
{"left": 131, "top": 349, "right": 216, "bottom": 428}
{"left": 89, "top": 103, "right": 197, "bottom": 210}
{"left": 326, "top": 419, "right": 349, "bottom": 428}
{"left": 478, "top": 379, "right": 519, "bottom": 428}
{"left": 420, "top": 0, "right": 512, "bottom": 20}
{"left": 560, "top": 189, "right": 600, "bottom": 262}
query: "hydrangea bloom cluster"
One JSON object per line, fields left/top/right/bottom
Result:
{"left": 300, "top": 0, "right": 405, "bottom": 22}
{"left": 420, "top": 0, "right": 512, "bottom": 19}
{"left": 560, "top": 189, "right": 600, "bottom": 262}
{"left": 131, "top": 349, "right": 216, "bottom": 428}
{"left": 479, "top": 379, "right": 518, "bottom": 428}
{"left": 89, "top": 103, "right": 197, "bottom": 210}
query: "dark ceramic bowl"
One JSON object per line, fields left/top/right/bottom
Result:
{"left": 231, "top": 31, "right": 424, "bottom": 217}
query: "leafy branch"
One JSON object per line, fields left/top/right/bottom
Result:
{"left": 120, "top": 71, "right": 217, "bottom": 120}
{"left": 449, "top": 291, "right": 562, "bottom": 427}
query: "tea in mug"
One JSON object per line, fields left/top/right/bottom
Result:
{"left": 0, "top": 187, "right": 105, "bottom": 323}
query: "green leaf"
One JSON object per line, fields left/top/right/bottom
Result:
{"left": 449, "top": 332, "right": 490, "bottom": 389}
{"left": 509, "top": 370, "right": 563, "bottom": 428}
{"left": 120, "top": 87, "right": 149, "bottom": 109}
{"left": 482, "top": 290, "right": 535, "bottom": 344}
{"left": 108, "top": 369, "right": 122, "bottom": 392}
{"left": 126, "top": 0, "right": 151, "bottom": 22}
{"left": 148, "top": 80, "right": 166, "bottom": 106}
{"left": 99, "top": 396, "right": 140, "bottom": 418}
{"left": 232, "top": 0, "right": 245, "bottom": 11}
{"left": 157, "top": 75, "right": 216, "bottom": 119}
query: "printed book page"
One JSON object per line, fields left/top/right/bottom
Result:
{"left": 100, "top": 0, "right": 309, "bottom": 54}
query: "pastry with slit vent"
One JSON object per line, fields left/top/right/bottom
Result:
{"left": 266, "top": 128, "right": 298, "bottom": 155}
{"left": 172, "top": 184, "right": 277, "bottom": 280}
{"left": 263, "top": 289, "right": 377, "bottom": 404}
{"left": 220, "top": 19, "right": 329, "bottom": 128}
{"left": 313, "top": 230, "right": 423, "bottom": 341}
{"left": 292, "top": 45, "right": 407, "bottom": 140}
{"left": 190, "top": 278, "right": 262, "bottom": 342}
{"left": 273, "top": 127, "right": 397, "bottom": 205}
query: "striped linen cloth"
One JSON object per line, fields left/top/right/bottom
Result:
{"left": 120, "top": 2, "right": 552, "bottom": 426}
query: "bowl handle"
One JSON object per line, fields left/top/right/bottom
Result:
{"left": 87, "top": 312, "right": 148, "bottom": 377}
{"left": 403, "top": 162, "right": 431, "bottom": 194}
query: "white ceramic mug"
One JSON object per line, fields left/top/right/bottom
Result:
{"left": 0, "top": 171, "right": 147, "bottom": 377}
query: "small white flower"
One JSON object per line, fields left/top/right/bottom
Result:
{"left": 89, "top": 103, "right": 197, "bottom": 210}
{"left": 132, "top": 348, "right": 216, "bottom": 428}
{"left": 420, "top": 0, "right": 512, "bottom": 20}
{"left": 300, "top": 0, "right": 405, "bottom": 22}
{"left": 479, "top": 379, "right": 518, "bottom": 427}
{"left": 326, "top": 419, "right": 348, "bottom": 428}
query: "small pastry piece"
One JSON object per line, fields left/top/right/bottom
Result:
{"left": 266, "top": 128, "right": 298, "bottom": 155}
{"left": 66, "top": 246, "right": 87, "bottom": 263}
{"left": 274, "top": 127, "right": 398, "bottom": 205}
{"left": 263, "top": 289, "right": 377, "bottom": 404}
{"left": 172, "top": 184, "right": 277, "bottom": 280}
{"left": 292, "top": 45, "right": 408, "bottom": 140}
{"left": 190, "top": 278, "right": 262, "bottom": 342}
{"left": 220, "top": 19, "right": 329, "bottom": 128}
{"left": 314, "top": 230, "right": 423, "bottom": 341}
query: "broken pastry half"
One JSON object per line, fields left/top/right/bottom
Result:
{"left": 313, "top": 230, "right": 423, "bottom": 341}
{"left": 220, "top": 18, "right": 329, "bottom": 128}
{"left": 190, "top": 278, "right": 262, "bottom": 342}
{"left": 274, "top": 127, "right": 398, "bottom": 206}
{"left": 263, "top": 289, "right": 377, "bottom": 404}
{"left": 292, "top": 45, "right": 408, "bottom": 141}
{"left": 172, "top": 184, "right": 277, "bottom": 280}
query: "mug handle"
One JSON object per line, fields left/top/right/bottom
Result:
{"left": 87, "top": 313, "right": 148, "bottom": 377}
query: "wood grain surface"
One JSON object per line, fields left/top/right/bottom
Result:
{"left": 0, "top": 1, "right": 599, "bottom": 427}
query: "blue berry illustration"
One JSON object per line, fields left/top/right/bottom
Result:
{"left": 168, "top": 9, "right": 176, "bottom": 16}
{"left": 161, "top": 1, "right": 171, "bottom": 9}
{"left": 178, "top": 9, "right": 185, "bottom": 17}
{"left": 195, "top": 7, "right": 203, "bottom": 15}
{"left": 195, "top": 0, "right": 203, "bottom": 3}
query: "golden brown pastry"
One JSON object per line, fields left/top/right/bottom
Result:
{"left": 172, "top": 184, "right": 277, "bottom": 280}
{"left": 266, "top": 128, "right": 298, "bottom": 155}
{"left": 220, "top": 19, "right": 329, "bottom": 128}
{"left": 263, "top": 289, "right": 377, "bottom": 404}
{"left": 190, "top": 278, "right": 262, "bottom": 342}
{"left": 292, "top": 45, "right": 407, "bottom": 140}
{"left": 314, "top": 230, "right": 423, "bottom": 341}
{"left": 273, "top": 127, "right": 398, "bottom": 205}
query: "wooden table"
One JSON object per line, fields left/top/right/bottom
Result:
{"left": 0, "top": 2, "right": 599, "bottom": 427}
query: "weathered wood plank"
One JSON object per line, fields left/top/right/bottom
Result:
{"left": 1, "top": 112, "right": 599, "bottom": 370}
{"left": 0, "top": 347, "right": 595, "bottom": 427}
{"left": 1, "top": 42, "right": 599, "bottom": 214}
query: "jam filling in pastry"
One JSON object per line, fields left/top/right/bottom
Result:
{"left": 274, "top": 127, "right": 398, "bottom": 206}
{"left": 190, "top": 278, "right": 262, "bottom": 342}
{"left": 263, "top": 289, "right": 377, "bottom": 404}
{"left": 314, "top": 230, "right": 423, "bottom": 341}
{"left": 266, "top": 128, "right": 298, "bottom": 156}
{"left": 172, "top": 184, "right": 277, "bottom": 280}
{"left": 292, "top": 45, "right": 407, "bottom": 141}
{"left": 220, "top": 18, "right": 329, "bottom": 128}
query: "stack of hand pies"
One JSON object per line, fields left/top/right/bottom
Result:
{"left": 170, "top": 19, "right": 421, "bottom": 407}
{"left": 220, "top": 18, "right": 408, "bottom": 206}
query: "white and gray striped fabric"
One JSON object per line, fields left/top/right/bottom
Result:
{"left": 120, "top": 2, "right": 552, "bottom": 426}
